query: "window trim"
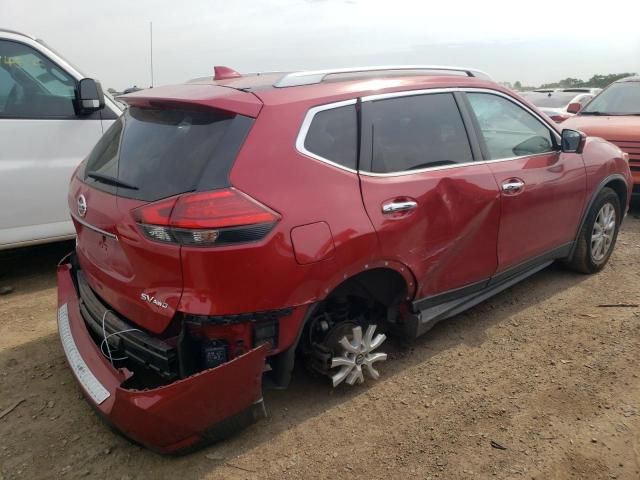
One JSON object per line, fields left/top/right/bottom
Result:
{"left": 295, "top": 98, "right": 358, "bottom": 173}
{"left": 296, "top": 87, "right": 561, "bottom": 178}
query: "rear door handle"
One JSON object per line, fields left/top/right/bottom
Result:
{"left": 501, "top": 179, "right": 525, "bottom": 193}
{"left": 382, "top": 200, "right": 418, "bottom": 214}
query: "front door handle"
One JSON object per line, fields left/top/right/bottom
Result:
{"left": 501, "top": 179, "right": 525, "bottom": 194}
{"left": 382, "top": 200, "right": 418, "bottom": 214}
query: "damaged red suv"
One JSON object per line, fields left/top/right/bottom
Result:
{"left": 57, "top": 65, "right": 632, "bottom": 453}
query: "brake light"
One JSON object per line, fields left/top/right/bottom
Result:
{"left": 132, "top": 188, "right": 280, "bottom": 246}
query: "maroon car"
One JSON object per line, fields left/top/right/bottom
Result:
{"left": 57, "top": 65, "right": 632, "bottom": 453}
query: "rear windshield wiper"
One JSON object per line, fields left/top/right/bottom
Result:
{"left": 87, "top": 171, "right": 138, "bottom": 190}
{"left": 579, "top": 111, "right": 604, "bottom": 115}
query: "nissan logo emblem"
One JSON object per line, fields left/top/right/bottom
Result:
{"left": 77, "top": 195, "right": 87, "bottom": 217}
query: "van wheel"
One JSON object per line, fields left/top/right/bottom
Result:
{"left": 567, "top": 187, "right": 621, "bottom": 274}
{"left": 302, "top": 297, "right": 388, "bottom": 386}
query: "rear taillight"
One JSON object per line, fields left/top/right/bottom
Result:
{"left": 132, "top": 188, "right": 280, "bottom": 246}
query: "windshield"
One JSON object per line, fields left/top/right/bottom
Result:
{"left": 523, "top": 92, "right": 578, "bottom": 108}
{"left": 581, "top": 82, "right": 640, "bottom": 114}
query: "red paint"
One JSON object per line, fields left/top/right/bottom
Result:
{"left": 360, "top": 164, "right": 501, "bottom": 298}
{"left": 487, "top": 151, "right": 587, "bottom": 270}
{"left": 60, "top": 70, "right": 633, "bottom": 453}
{"left": 290, "top": 222, "right": 335, "bottom": 264}
{"left": 57, "top": 263, "right": 267, "bottom": 453}
{"left": 213, "top": 66, "right": 242, "bottom": 81}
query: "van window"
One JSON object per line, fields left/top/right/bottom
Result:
{"left": 368, "top": 93, "right": 473, "bottom": 173}
{"left": 84, "top": 106, "right": 254, "bottom": 202}
{"left": 304, "top": 104, "right": 358, "bottom": 170}
{"left": 0, "top": 40, "right": 76, "bottom": 118}
{"left": 467, "top": 93, "right": 555, "bottom": 159}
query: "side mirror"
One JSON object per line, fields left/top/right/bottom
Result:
{"left": 561, "top": 129, "right": 585, "bottom": 154}
{"left": 75, "top": 78, "right": 105, "bottom": 115}
{"left": 566, "top": 102, "right": 582, "bottom": 114}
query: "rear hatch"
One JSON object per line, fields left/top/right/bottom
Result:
{"left": 70, "top": 86, "right": 261, "bottom": 334}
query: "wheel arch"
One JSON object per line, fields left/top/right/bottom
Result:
{"left": 266, "top": 263, "right": 415, "bottom": 389}
{"left": 568, "top": 173, "right": 628, "bottom": 261}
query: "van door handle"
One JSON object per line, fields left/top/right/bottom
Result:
{"left": 382, "top": 200, "right": 418, "bottom": 214}
{"left": 501, "top": 179, "right": 525, "bottom": 194}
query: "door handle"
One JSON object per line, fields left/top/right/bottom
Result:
{"left": 382, "top": 200, "right": 418, "bottom": 214}
{"left": 501, "top": 179, "right": 525, "bottom": 193}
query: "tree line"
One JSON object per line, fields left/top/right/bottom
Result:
{"left": 513, "top": 73, "right": 636, "bottom": 91}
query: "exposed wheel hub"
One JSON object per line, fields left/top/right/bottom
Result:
{"left": 330, "top": 325, "right": 387, "bottom": 387}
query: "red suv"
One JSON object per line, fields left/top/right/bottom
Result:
{"left": 57, "top": 66, "right": 632, "bottom": 453}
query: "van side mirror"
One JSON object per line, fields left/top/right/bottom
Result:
{"left": 566, "top": 102, "right": 582, "bottom": 114}
{"left": 561, "top": 129, "right": 585, "bottom": 153}
{"left": 75, "top": 78, "right": 105, "bottom": 115}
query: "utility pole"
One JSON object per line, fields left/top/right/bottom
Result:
{"left": 149, "top": 21, "right": 154, "bottom": 88}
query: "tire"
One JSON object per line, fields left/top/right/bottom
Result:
{"left": 567, "top": 187, "right": 621, "bottom": 274}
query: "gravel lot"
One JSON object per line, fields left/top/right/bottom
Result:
{"left": 1, "top": 208, "right": 639, "bottom": 480}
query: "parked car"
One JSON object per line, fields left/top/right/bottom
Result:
{"left": 0, "top": 29, "right": 122, "bottom": 250}
{"left": 520, "top": 90, "right": 595, "bottom": 122}
{"left": 562, "top": 76, "right": 640, "bottom": 197}
{"left": 57, "top": 65, "right": 631, "bottom": 453}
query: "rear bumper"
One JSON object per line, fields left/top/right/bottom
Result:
{"left": 56, "top": 260, "right": 268, "bottom": 454}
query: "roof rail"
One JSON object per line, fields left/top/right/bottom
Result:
{"left": 273, "top": 65, "right": 491, "bottom": 88}
{"left": 0, "top": 28, "right": 37, "bottom": 40}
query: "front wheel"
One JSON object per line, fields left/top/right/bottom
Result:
{"left": 567, "top": 187, "right": 621, "bottom": 274}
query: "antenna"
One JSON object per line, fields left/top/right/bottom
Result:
{"left": 149, "top": 21, "right": 154, "bottom": 88}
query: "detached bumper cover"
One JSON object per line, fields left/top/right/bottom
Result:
{"left": 56, "top": 262, "right": 268, "bottom": 454}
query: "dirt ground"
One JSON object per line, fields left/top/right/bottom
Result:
{"left": 1, "top": 210, "right": 639, "bottom": 480}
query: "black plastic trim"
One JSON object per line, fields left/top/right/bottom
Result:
{"left": 184, "top": 307, "right": 294, "bottom": 326}
{"left": 568, "top": 173, "right": 628, "bottom": 260}
{"left": 408, "top": 242, "right": 574, "bottom": 336}
{"left": 76, "top": 271, "right": 178, "bottom": 379}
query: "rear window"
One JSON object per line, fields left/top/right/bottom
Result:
{"left": 84, "top": 106, "right": 254, "bottom": 201}
{"left": 303, "top": 104, "right": 358, "bottom": 170}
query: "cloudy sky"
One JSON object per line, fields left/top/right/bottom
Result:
{"left": 4, "top": 0, "right": 640, "bottom": 90}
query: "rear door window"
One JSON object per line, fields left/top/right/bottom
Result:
{"left": 466, "top": 93, "right": 555, "bottom": 160}
{"left": 366, "top": 93, "right": 473, "bottom": 173}
{"left": 84, "top": 106, "right": 254, "bottom": 201}
{"left": 303, "top": 104, "right": 358, "bottom": 170}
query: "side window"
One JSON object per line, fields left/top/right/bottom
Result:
{"left": 368, "top": 93, "right": 473, "bottom": 174}
{"left": 467, "top": 93, "right": 555, "bottom": 160}
{"left": 303, "top": 104, "right": 358, "bottom": 170}
{"left": 0, "top": 40, "right": 76, "bottom": 118}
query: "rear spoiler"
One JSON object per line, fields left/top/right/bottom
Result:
{"left": 120, "top": 84, "right": 262, "bottom": 118}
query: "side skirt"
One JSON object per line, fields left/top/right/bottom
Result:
{"left": 404, "top": 243, "right": 573, "bottom": 339}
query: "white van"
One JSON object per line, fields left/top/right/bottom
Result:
{"left": 0, "top": 29, "right": 122, "bottom": 250}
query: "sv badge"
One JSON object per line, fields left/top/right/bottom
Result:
{"left": 140, "top": 293, "right": 168, "bottom": 309}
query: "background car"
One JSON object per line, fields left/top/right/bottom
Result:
{"left": 521, "top": 90, "right": 596, "bottom": 122}
{"left": 0, "top": 29, "right": 122, "bottom": 250}
{"left": 562, "top": 76, "right": 640, "bottom": 197}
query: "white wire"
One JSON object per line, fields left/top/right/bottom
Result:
{"left": 100, "top": 309, "right": 143, "bottom": 364}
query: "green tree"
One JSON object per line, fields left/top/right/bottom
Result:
{"left": 514, "top": 81, "right": 522, "bottom": 91}
{"left": 586, "top": 73, "right": 635, "bottom": 88}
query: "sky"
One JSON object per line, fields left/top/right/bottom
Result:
{"left": 3, "top": 0, "right": 640, "bottom": 90}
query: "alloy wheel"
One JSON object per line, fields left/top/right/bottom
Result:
{"left": 330, "top": 325, "right": 387, "bottom": 387}
{"left": 591, "top": 202, "right": 616, "bottom": 262}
